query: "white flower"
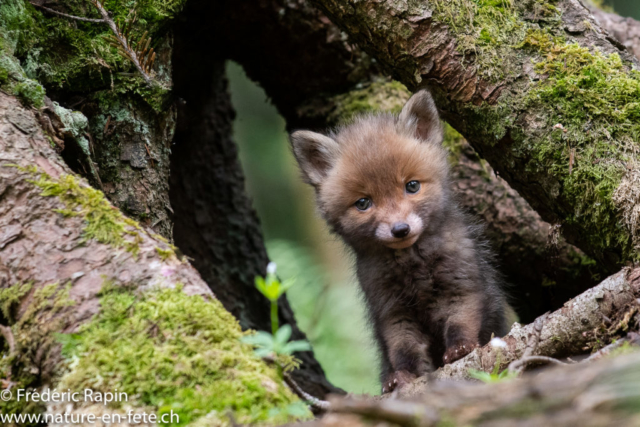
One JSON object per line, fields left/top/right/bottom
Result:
{"left": 266, "top": 262, "right": 277, "bottom": 275}
{"left": 490, "top": 337, "right": 507, "bottom": 349}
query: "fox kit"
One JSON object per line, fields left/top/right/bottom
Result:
{"left": 290, "top": 90, "right": 507, "bottom": 392}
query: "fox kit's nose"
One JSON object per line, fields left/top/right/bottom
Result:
{"left": 391, "top": 223, "right": 410, "bottom": 238}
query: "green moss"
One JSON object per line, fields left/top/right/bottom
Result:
{"left": 22, "top": 169, "right": 144, "bottom": 254}
{"left": 330, "top": 80, "right": 411, "bottom": 124}
{"left": 0, "top": 0, "right": 180, "bottom": 110}
{"left": 14, "top": 79, "right": 45, "bottom": 107}
{"left": 442, "top": 122, "right": 467, "bottom": 163}
{"left": 57, "top": 284, "right": 308, "bottom": 426}
{"left": 517, "top": 28, "right": 563, "bottom": 53}
{"left": 0, "top": 282, "right": 75, "bottom": 423}
{"left": 0, "top": 281, "right": 32, "bottom": 321}
{"left": 155, "top": 246, "right": 174, "bottom": 261}
{"left": 520, "top": 39, "right": 640, "bottom": 256}
{"left": 431, "top": 0, "right": 541, "bottom": 81}
{"left": 0, "top": 66, "right": 8, "bottom": 84}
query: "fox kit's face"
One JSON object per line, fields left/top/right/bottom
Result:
{"left": 291, "top": 90, "right": 449, "bottom": 251}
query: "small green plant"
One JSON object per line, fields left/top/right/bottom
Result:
{"left": 241, "top": 263, "right": 311, "bottom": 358}
{"left": 468, "top": 338, "right": 518, "bottom": 383}
{"left": 256, "top": 262, "right": 295, "bottom": 335}
{"left": 242, "top": 324, "right": 311, "bottom": 359}
{"left": 468, "top": 367, "right": 517, "bottom": 383}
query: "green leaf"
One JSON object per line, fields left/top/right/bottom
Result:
{"left": 274, "top": 324, "right": 292, "bottom": 347}
{"left": 241, "top": 331, "right": 274, "bottom": 348}
{"left": 255, "top": 275, "right": 281, "bottom": 302}
{"left": 282, "top": 340, "right": 312, "bottom": 355}
{"left": 254, "top": 276, "right": 268, "bottom": 298}
{"left": 468, "top": 369, "right": 494, "bottom": 383}
{"left": 468, "top": 368, "right": 517, "bottom": 384}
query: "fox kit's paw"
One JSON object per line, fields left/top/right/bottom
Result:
{"left": 382, "top": 370, "right": 416, "bottom": 394}
{"left": 443, "top": 341, "right": 479, "bottom": 365}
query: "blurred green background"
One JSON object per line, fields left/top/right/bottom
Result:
{"left": 607, "top": 0, "right": 640, "bottom": 18}
{"left": 226, "top": 0, "right": 640, "bottom": 395}
{"left": 227, "top": 62, "right": 379, "bottom": 394}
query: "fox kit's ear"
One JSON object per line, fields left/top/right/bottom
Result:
{"left": 397, "top": 89, "right": 444, "bottom": 144}
{"left": 290, "top": 130, "right": 340, "bottom": 186}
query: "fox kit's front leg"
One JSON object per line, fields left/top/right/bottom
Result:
{"left": 377, "top": 306, "right": 433, "bottom": 393}
{"left": 440, "top": 292, "right": 484, "bottom": 364}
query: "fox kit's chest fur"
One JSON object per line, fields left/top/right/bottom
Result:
{"left": 290, "top": 90, "right": 507, "bottom": 393}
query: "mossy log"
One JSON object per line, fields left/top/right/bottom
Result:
{"left": 0, "top": 91, "right": 307, "bottom": 425}
{"left": 309, "top": 0, "right": 640, "bottom": 269}
{"left": 299, "top": 349, "right": 640, "bottom": 426}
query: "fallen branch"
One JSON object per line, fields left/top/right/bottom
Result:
{"left": 90, "top": 0, "right": 154, "bottom": 85}
{"left": 303, "top": 351, "right": 640, "bottom": 427}
{"left": 508, "top": 313, "right": 548, "bottom": 375}
{"left": 432, "top": 268, "right": 640, "bottom": 381}
{"left": 508, "top": 355, "right": 568, "bottom": 374}
{"left": 327, "top": 395, "right": 438, "bottom": 427}
{"left": 284, "top": 371, "right": 331, "bottom": 411}
{"left": 29, "top": 3, "right": 105, "bottom": 23}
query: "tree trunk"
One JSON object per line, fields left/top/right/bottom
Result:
{"left": 170, "top": 6, "right": 338, "bottom": 397}
{"left": 0, "top": 91, "right": 302, "bottom": 424}
{"left": 309, "top": 0, "right": 640, "bottom": 270}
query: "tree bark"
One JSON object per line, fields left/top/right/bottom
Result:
{"left": 309, "top": 0, "right": 640, "bottom": 269}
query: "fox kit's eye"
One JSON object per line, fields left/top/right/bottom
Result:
{"left": 355, "top": 198, "right": 372, "bottom": 211}
{"left": 406, "top": 180, "right": 421, "bottom": 194}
